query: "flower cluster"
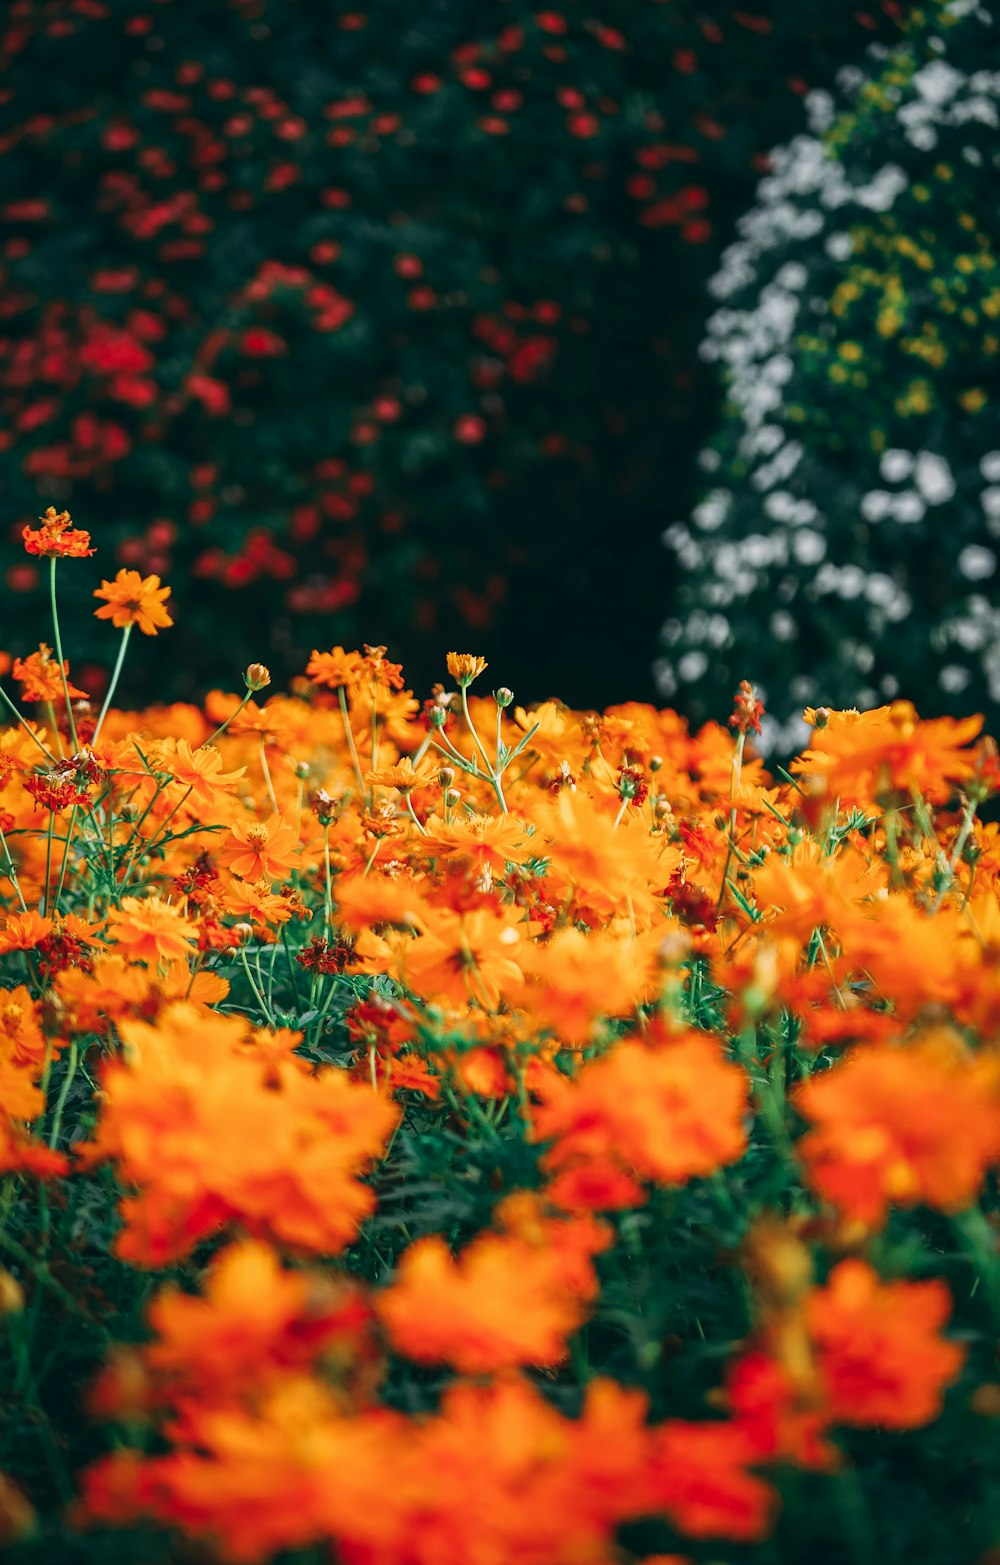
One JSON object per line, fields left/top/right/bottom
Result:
{"left": 662, "top": 0, "right": 1000, "bottom": 739}
{"left": 0, "top": 534, "right": 998, "bottom": 1564}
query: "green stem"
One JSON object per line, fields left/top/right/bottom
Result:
{"left": 92, "top": 623, "right": 132, "bottom": 746}
{"left": 48, "top": 1040, "right": 79, "bottom": 1150}
{"left": 201, "top": 687, "right": 253, "bottom": 748}
{"left": 0, "top": 682, "right": 56, "bottom": 764}
{"left": 259, "top": 735, "right": 278, "bottom": 814}
{"left": 0, "top": 818, "right": 29, "bottom": 911}
{"left": 239, "top": 945, "right": 276, "bottom": 1027}
{"left": 51, "top": 805, "right": 79, "bottom": 914}
{"left": 49, "top": 556, "right": 79, "bottom": 751}
{"left": 338, "top": 685, "right": 370, "bottom": 807}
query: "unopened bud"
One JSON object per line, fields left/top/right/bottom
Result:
{"left": 294, "top": 759, "right": 310, "bottom": 780}
{"left": 813, "top": 707, "right": 831, "bottom": 729}
{"left": 428, "top": 705, "right": 447, "bottom": 728}
{"left": 444, "top": 788, "right": 461, "bottom": 808}
{"left": 232, "top": 922, "right": 254, "bottom": 946}
{"left": 494, "top": 687, "right": 513, "bottom": 708}
{"left": 0, "top": 1270, "right": 23, "bottom": 1314}
{"left": 245, "top": 663, "right": 271, "bottom": 692}
{"left": 438, "top": 767, "right": 456, "bottom": 787}
{"left": 649, "top": 755, "right": 663, "bottom": 773}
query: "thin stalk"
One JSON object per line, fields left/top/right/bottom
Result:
{"left": 201, "top": 688, "right": 253, "bottom": 748}
{"left": 49, "top": 557, "right": 79, "bottom": 751}
{"left": 338, "top": 686, "right": 370, "bottom": 806}
{"left": 0, "top": 819, "right": 28, "bottom": 912}
{"left": 92, "top": 623, "right": 132, "bottom": 745}
{"left": 239, "top": 945, "right": 276, "bottom": 1027}
{"left": 51, "top": 805, "right": 79, "bottom": 914}
{"left": 40, "top": 813, "right": 55, "bottom": 916}
{"left": 0, "top": 683, "right": 56, "bottom": 764}
{"left": 47, "top": 1040, "right": 79, "bottom": 1151}
{"left": 259, "top": 735, "right": 279, "bottom": 813}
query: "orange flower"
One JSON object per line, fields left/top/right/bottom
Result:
{"left": 518, "top": 925, "right": 663, "bottom": 1046}
{"left": 400, "top": 905, "right": 523, "bottom": 1011}
{"left": 0, "top": 911, "right": 53, "bottom": 954}
{"left": 219, "top": 815, "right": 298, "bottom": 881}
{"left": 796, "top": 1029, "right": 1000, "bottom": 1226}
{"left": 305, "top": 646, "right": 365, "bottom": 691}
{"left": 377, "top": 1201, "right": 608, "bottom": 1373}
{"left": 22, "top": 505, "right": 95, "bottom": 558}
{"left": 81, "top": 1002, "right": 398, "bottom": 1264}
{"left": 154, "top": 737, "right": 245, "bottom": 814}
{"left": 222, "top": 877, "right": 294, "bottom": 933}
{"left": 12, "top": 644, "right": 88, "bottom": 704}
{"left": 646, "top": 1420, "right": 776, "bottom": 1544}
{"left": 807, "top": 1259, "right": 965, "bottom": 1429}
{"left": 793, "top": 702, "right": 983, "bottom": 803}
{"left": 366, "top": 755, "right": 436, "bottom": 794}
{"left": 422, "top": 810, "right": 531, "bottom": 872}
{"left": 105, "top": 896, "right": 199, "bottom": 966}
{"left": 93, "top": 570, "right": 173, "bottom": 635}
{"left": 0, "top": 986, "right": 48, "bottom": 1070}
{"left": 537, "top": 1026, "right": 749, "bottom": 1211}
{"left": 446, "top": 651, "right": 488, "bottom": 685}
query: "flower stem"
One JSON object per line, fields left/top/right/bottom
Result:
{"left": 0, "top": 683, "right": 56, "bottom": 764}
{"left": 92, "top": 623, "right": 132, "bottom": 746}
{"left": 49, "top": 557, "right": 79, "bottom": 751}
{"left": 338, "top": 685, "right": 370, "bottom": 806}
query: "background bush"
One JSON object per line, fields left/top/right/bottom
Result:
{"left": 0, "top": 0, "right": 898, "bottom": 708}
{"left": 660, "top": 0, "right": 1000, "bottom": 747}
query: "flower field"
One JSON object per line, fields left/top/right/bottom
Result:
{"left": 2, "top": 511, "right": 1000, "bottom": 1564}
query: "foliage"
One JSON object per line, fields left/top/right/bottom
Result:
{"left": 0, "top": 0, "right": 900, "bottom": 705}
{"left": 1, "top": 531, "right": 1000, "bottom": 1562}
{"left": 661, "top": 0, "right": 1000, "bottom": 746}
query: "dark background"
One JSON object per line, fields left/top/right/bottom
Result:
{"left": 0, "top": 0, "right": 900, "bottom": 713}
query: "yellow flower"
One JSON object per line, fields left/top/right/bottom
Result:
{"left": 446, "top": 652, "right": 488, "bottom": 686}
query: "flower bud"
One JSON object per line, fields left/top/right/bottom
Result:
{"left": 444, "top": 787, "right": 461, "bottom": 808}
{"left": 294, "top": 759, "right": 311, "bottom": 780}
{"left": 438, "top": 766, "right": 456, "bottom": 787}
{"left": 428, "top": 705, "right": 448, "bottom": 728}
{"left": 649, "top": 754, "right": 663, "bottom": 773}
{"left": 245, "top": 663, "right": 272, "bottom": 692}
{"left": 813, "top": 707, "right": 831, "bottom": 729}
{"left": 232, "top": 922, "right": 254, "bottom": 946}
{"left": 0, "top": 1270, "right": 23, "bottom": 1314}
{"left": 494, "top": 687, "right": 514, "bottom": 708}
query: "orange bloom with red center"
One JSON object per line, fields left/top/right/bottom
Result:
{"left": 219, "top": 815, "right": 298, "bottom": 883}
{"left": 12, "top": 645, "right": 88, "bottom": 704}
{"left": 22, "top": 505, "right": 95, "bottom": 558}
{"left": 536, "top": 1025, "right": 749, "bottom": 1211}
{"left": 93, "top": 570, "right": 173, "bottom": 635}
{"left": 105, "top": 896, "right": 199, "bottom": 966}
{"left": 807, "top": 1259, "right": 965, "bottom": 1429}
{"left": 795, "top": 1029, "right": 1000, "bottom": 1226}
